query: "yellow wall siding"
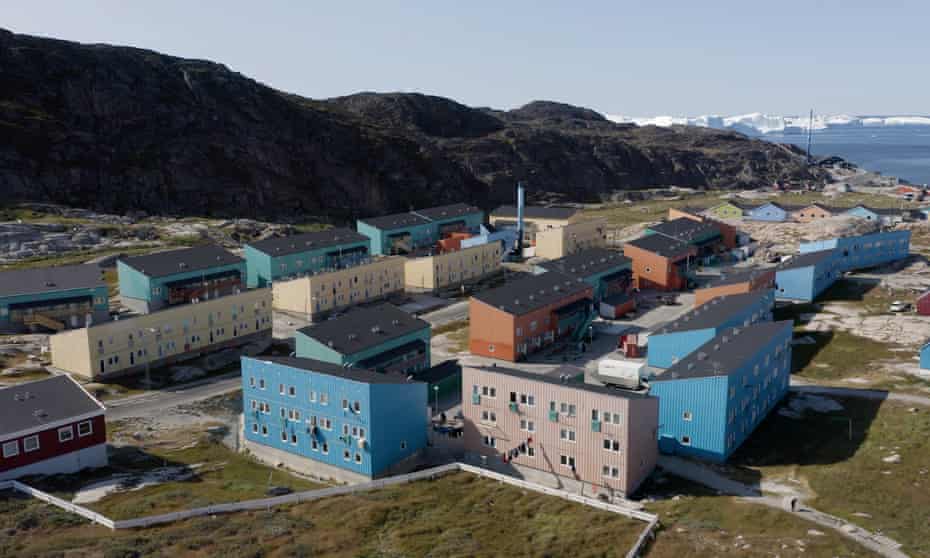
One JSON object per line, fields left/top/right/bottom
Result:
{"left": 535, "top": 219, "right": 607, "bottom": 260}
{"left": 272, "top": 257, "right": 404, "bottom": 319}
{"left": 404, "top": 243, "right": 501, "bottom": 291}
{"left": 50, "top": 288, "right": 272, "bottom": 379}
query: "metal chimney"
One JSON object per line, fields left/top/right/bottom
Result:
{"left": 516, "top": 181, "right": 525, "bottom": 254}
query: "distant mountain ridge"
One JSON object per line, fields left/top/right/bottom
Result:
{"left": 0, "top": 29, "right": 827, "bottom": 220}
{"left": 609, "top": 113, "right": 930, "bottom": 136}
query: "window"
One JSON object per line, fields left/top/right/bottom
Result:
{"left": 291, "top": 433, "right": 298, "bottom": 445}
{"left": 601, "top": 465, "right": 620, "bottom": 479}
{"left": 342, "top": 424, "right": 350, "bottom": 436}
{"left": 481, "top": 410, "right": 497, "bottom": 424}
{"left": 77, "top": 421, "right": 93, "bottom": 437}
{"left": 527, "top": 446, "right": 536, "bottom": 458}
{"left": 400, "top": 440, "right": 407, "bottom": 450}
{"left": 681, "top": 436, "right": 692, "bottom": 446}
{"left": 58, "top": 426, "right": 74, "bottom": 443}
{"left": 560, "top": 429, "right": 576, "bottom": 443}
{"left": 592, "top": 409, "right": 599, "bottom": 421}
{"left": 560, "top": 403, "right": 577, "bottom": 417}
{"left": 482, "top": 435, "right": 496, "bottom": 448}
{"left": 343, "top": 449, "right": 351, "bottom": 461}
{"left": 281, "top": 430, "right": 288, "bottom": 442}
{"left": 309, "top": 390, "right": 317, "bottom": 402}
{"left": 487, "top": 344, "right": 495, "bottom": 353}
{"left": 280, "top": 408, "right": 287, "bottom": 419}
{"left": 311, "top": 439, "right": 319, "bottom": 451}
{"left": 261, "top": 425, "right": 268, "bottom": 436}
{"left": 520, "top": 419, "right": 535, "bottom": 432}
{"left": 559, "top": 455, "right": 575, "bottom": 469}
{"left": 610, "top": 412, "right": 621, "bottom": 425}
{"left": 320, "top": 392, "right": 329, "bottom": 405}
{"left": 355, "top": 452, "right": 362, "bottom": 464}
{"left": 603, "top": 439, "right": 620, "bottom": 453}
{"left": 249, "top": 377, "right": 255, "bottom": 387}
{"left": 288, "top": 386, "right": 296, "bottom": 397}
{"left": 322, "top": 443, "right": 329, "bottom": 454}
{"left": 2, "top": 441, "right": 18, "bottom": 458}
{"left": 353, "top": 401, "right": 361, "bottom": 413}
{"left": 251, "top": 423, "right": 258, "bottom": 434}
{"left": 23, "top": 435, "right": 39, "bottom": 453}
{"left": 259, "top": 378, "right": 266, "bottom": 390}
{"left": 342, "top": 399, "right": 349, "bottom": 411}
{"left": 682, "top": 411, "right": 693, "bottom": 422}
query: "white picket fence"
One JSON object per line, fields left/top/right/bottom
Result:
{"left": 1, "top": 463, "right": 659, "bottom": 554}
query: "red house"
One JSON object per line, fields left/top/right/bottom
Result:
{"left": 917, "top": 290, "right": 930, "bottom": 316}
{"left": 1, "top": 375, "right": 107, "bottom": 481}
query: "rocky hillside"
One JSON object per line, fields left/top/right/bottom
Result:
{"left": 0, "top": 29, "right": 824, "bottom": 220}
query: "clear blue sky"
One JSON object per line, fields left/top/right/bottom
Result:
{"left": 4, "top": 0, "right": 927, "bottom": 116}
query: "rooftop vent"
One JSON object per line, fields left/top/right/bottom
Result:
{"left": 713, "top": 343, "right": 720, "bottom": 351}
{"left": 391, "top": 319, "right": 400, "bottom": 326}
{"left": 179, "top": 262, "right": 188, "bottom": 269}
{"left": 371, "top": 325, "right": 382, "bottom": 334}
{"left": 347, "top": 333, "right": 357, "bottom": 340}
{"left": 687, "top": 363, "right": 695, "bottom": 370}
{"left": 697, "top": 352, "right": 708, "bottom": 361}
{"left": 13, "top": 392, "right": 34, "bottom": 402}
{"left": 32, "top": 409, "right": 48, "bottom": 419}
{"left": 721, "top": 335, "right": 729, "bottom": 343}
{"left": 44, "top": 281, "right": 56, "bottom": 287}
{"left": 327, "top": 340, "right": 335, "bottom": 348}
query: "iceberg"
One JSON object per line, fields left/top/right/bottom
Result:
{"left": 607, "top": 113, "right": 930, "bottom": 135}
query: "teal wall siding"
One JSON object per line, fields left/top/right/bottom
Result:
{"left": 356, "top": 221, "right": 385, "bottom": 256}
{"left": 357, "top": 211, "right": 483, "bottom": 256}
{"left": 369, "top": 382, "right": 428, "bottom": 475}
{"left": 295, "top": 328, "right": 432, "bottom": 371}
{"left": 117, "top": 260, "right": 151, "bottom": 301}
{"left": 0, "top": 285, "right": 109, "bottom": 328}
{"left": 244, "top": 245, "right": 273, "bottom": 288}
{"left": 245, "top": 241, "right": 370, "bottom": 288}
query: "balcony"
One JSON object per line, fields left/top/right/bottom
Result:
{"left": 508, "top": 402, "right": 519, "bottom": 413}
{"left": 591, "top": 420, "right": 601, "bottom": 433}
{"left": 471, "top": 393, "right": 481, "bottom": 405}
{"left": 167, "top": 274, "right": 242, "bottom": 305}
{"left": 548, "top": 410, "right": 559, "bottom": 423}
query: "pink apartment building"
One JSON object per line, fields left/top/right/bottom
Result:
{"left": 462, "top": 365, "right": 658, "bottom": 500}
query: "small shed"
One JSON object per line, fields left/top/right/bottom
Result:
{"left": 920, "top": 341, "right": 930, "bottom": 370}
{"left": 917, "top": 290, "right": 930, "bottom": 316}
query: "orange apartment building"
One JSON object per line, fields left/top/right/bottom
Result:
{"left": 693, "top": 268, "right": 776, "bottom": 306}
{"left": 469, "top": 272, "right": 593, "bottom": 362}
{"left": 791, "top": 204, "right": 840, "bottom": 222}
{"left": 622, "top": 235, "right": 696, "bottom": 291}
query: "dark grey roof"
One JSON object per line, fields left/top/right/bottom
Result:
{"left": 0, "top": 375, "right": 104, "bottom": 437}
{"left": 358, "top": 203, "right": 482, "bottom": 231}
{"left": 120, "top": 245, "right": 243, "bottom": 278}
{"left": 0, "top": 264, "right": 105, "bottom": 298}
{"left": 297, "top": 303, "right": 429, "bottom": 356}
{"left": 412, "top": 359, "right": 461, "bottom": 385}
{"left": 471, "top": 364, "right": 651, "bottom": 399}
{"left": 705, "top": 268, "right": 775, "bottom": 288}
{"left": 624, "top": 234, "right": 693, "bottom": 259}
{"left": 537, "top": 248, "right": 631, "bottom": 279}
{"left": 413, "top": 203, "right": 482, "bottom": 221}
{"left": 648, "top": 218, "right": 720, "bottom": 243}
{"left": 491, "top": 205, "right": 578, "bottom": 221}
{"left": 655, "top": 320, "right": 793, "bottom": 380}
{"left": 655, "top": 290, "right": 773, "bottom": 335}
{"left": 676, "top": 206, "right": 707, "bottom": 216}
{"left": 751, "top": 201, "right": 804, "bottom": 212}
{"left": 851, "top": 205, "right": 902, "bottom": 216}
{"left": 358, "top": 211, "right": 430, "bottom": 230}
{"left": 729, "top": 200, "right": 761, "bottom": 210}
{"left": 253, "top": 356, "right": 419, "bottom": 385}
{"left": 775, "top": 250, "right": 834, "bottom": 271}
{"left": 247, "top": 228, "right": 368, "bottom": 257}
{"left": 471, "top": 271, "right": 592, "bottom": 316}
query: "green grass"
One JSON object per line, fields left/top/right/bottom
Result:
{"left": 0, "top": 245, "right": 158, "bottom": 271}
{"left": 0, "top": 473, "right": 644, "bottom": 557}
{"left": 432, "top": 319, "right": 469, "bottom": 336}
{"left": 42, "top": 436, "right": 325, "bottom": 520}
{"left": 444, "top": 325, "right": 470, "bottom": 353}
{"left": 645, "top": 477, "right": 877, "bottom": 557}
{"left": 731, "top": 395, "right": 930, "bottom": 556}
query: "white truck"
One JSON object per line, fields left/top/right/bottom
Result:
{"left": 597, "top": 357, "right": 646, "bottom": 389}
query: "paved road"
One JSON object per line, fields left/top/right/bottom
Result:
{"left": 421, "top": 300, "right": 469, "bottom": 327}
{"left": 106, "top": 372, "right": 242, "bottom": 421}
{"left": 790, "top": 381, "right": 930, "bottom": 407}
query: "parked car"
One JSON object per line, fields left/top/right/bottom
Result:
{"left": 889, "top": 301, "right": 912, "bottom": 313}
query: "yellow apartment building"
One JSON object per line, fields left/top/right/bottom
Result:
{"left": 50, "top": 288, "right": 272, "bottom": 380}
{"left": 404, "top": 242, "right": 502, "bottom": 292}
{"left": 272, "top": 257, "right": 404, "bottom": 320}
{"left": 535, "top": 218, "right": 607, "bottom": 260}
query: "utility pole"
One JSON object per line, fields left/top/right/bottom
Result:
{"left": 806, "top": 109, "right": 814, "bottom": 165}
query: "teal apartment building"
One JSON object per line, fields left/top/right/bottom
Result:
{"left": 117, "top": 245, "right": 246, "bottom": 313}
{"left": 356, "top": 203, "right": 484, "bottom": 256}
{"left": 295, "top": 303, "right": 431, "bottom": 375}
{"left": 0, "top": 264, "right": 109, "bottom": 333}
{"left": 244, "top": 228, "right": 370, "bottom": 288}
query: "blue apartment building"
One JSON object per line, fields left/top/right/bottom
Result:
{"left": 799, "top": 230, "right": 910, "bottom": 273}
{"left": 295, "top": 303, "right": 431, "bottom": 375}
{"left": 241, "top": 356, "right": 428, "bottom": 480}
{"left": 0, "top": 264, "right": 109, "bottom": 333}
{"left": 117, "top": 245, "right": 245, "bottom": 313}
{"left": 649, "top": 320, "right": 794, "bottom": 463}
{"left": 357, "top": 203, "right": 484, "bottom": 256}
{"left": 774, "top": 250, "right": 839, "bottom": 302}
{"left": 646, "top": 290, "right": 774, "bottom": 369}
{"left": 243, "top": 228, "right": 370, "bottom": 288}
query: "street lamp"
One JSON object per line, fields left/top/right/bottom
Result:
{"left": 433, "top": 385, "right": 440, "bottom": 419}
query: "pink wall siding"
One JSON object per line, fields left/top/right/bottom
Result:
{"left": 462, "top": 366, "right": 658, "bottom": 496}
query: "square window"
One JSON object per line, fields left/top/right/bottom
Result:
{"left": 681, "top": 436, "right": 692, "bottom": 446}
{"left": 400, "top": 440, "right": 407, "bottom": 450}
{"left": 251, "top": 423, "right": 258, "bottom": 433}
{"left": 355, "top": 452, "right": 362, "bottom": 464}
{"left": 261, "top": 425, "right": 268, "bottom": 436}
{"left": 2, "top": 440, "right": 18, "bottom": 458}
{"left": 343, "top": 449, "right": 351, "bottom": 461}
{"left": 288, "top": 386, "right": 296, "bottom": 397}
{"left": 682, "top": 411, "right": 693, "bottom": 422}
{"left": 58, "top": 426, "right": 74, "bottom": 443}
{"left": 23, "top": 435, "right": 39, "bottom": 453}
{"left": 77, "top": 421, "right": 93, "bottom": 437}
{"left": 311, "top": 439, "right": 319, "bottom": 451}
